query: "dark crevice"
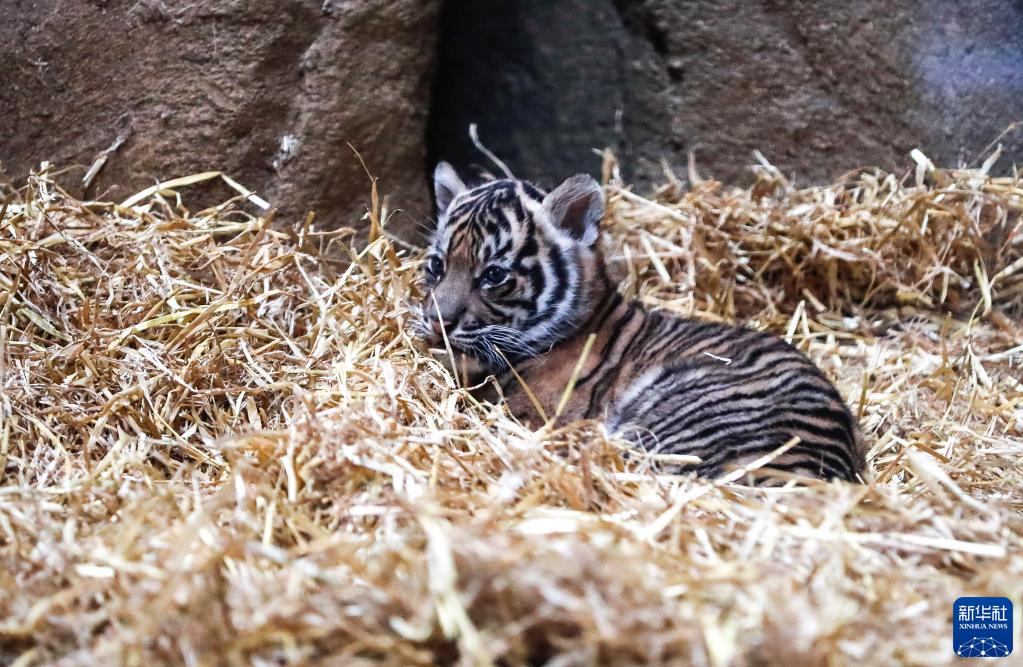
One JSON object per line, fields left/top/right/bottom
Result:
{"left": 425, "top": 1, "right": 539, "bottom": 192}
{"left": 613, "top": 0, "right": 671, "bottom": 57}
{"left": 425, "top": 0, "right": 630, "bottom": 199}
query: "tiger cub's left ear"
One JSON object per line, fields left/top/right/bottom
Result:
{"left": 542, "top": 174, "right": 604, "bottom": 246}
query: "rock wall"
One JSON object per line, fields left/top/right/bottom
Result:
{"left": 1, "top": 0, "right": 440, "bottom": 238}
{"left": 4, "top": 0, "right": 1021, "bottom": 239}
{"left": 428, "top": 0, "right": 1023, "bottom": 189}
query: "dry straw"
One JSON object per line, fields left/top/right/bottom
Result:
{"left": 0, "top": 152, "right": 1021, "bottom": 666}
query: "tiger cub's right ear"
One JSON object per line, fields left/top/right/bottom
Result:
{"left": 433, "top": 162, "right": 467, "bottom": 216}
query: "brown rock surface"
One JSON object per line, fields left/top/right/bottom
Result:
{"left": 1, "top": 0, "right": 440, "bottom": 238}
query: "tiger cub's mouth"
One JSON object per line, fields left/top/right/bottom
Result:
{"left": 411, "top": 315, "right": 535, "bottom": 370}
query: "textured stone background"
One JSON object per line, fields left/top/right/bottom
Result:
{"left": 429, "top": 0, "right": 1023, "bottom": 191}
{"left": 3, "top": 0, "right": 1022, "bottom": 241}
{"left": 1, "top": 0, "right": 440, "bottom": 238}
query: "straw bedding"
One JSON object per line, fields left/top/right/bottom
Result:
{"left": 0, "top": 155, "right": 1021, "bottom": 666}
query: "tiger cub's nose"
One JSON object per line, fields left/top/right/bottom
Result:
{"left": 429, "top": 306, "right": 465, "bottom": 337}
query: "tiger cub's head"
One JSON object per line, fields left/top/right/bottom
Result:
{"left": 413, "top": 162, "right": 608, "bottom": 370}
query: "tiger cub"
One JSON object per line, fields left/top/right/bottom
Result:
{"left": 414, "top": 162, "right": 866, "bottom": 481}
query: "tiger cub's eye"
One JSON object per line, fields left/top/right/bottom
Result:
{"left": 425, "top": 256, "right": 444, "bottom": 277}
{"left": 481, "top": 265, "right": 509, "bottom": 287}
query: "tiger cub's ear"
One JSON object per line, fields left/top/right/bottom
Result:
{"left": 542, "top": 174, "right": 604, "bottom": 245}
{"left": 433, "top": 162, "right": 467, "bottom": 216}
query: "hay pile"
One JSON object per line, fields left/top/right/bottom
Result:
{"left": 1, "top": 157, "right": 1021, "bottom": 666}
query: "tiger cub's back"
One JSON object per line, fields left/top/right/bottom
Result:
{"left": 603, "top": 310, "right": 865, "bottom": 480}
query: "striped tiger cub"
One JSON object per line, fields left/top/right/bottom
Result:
{"left": 414, "top": 162, "right": 866, "bottom": 481}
